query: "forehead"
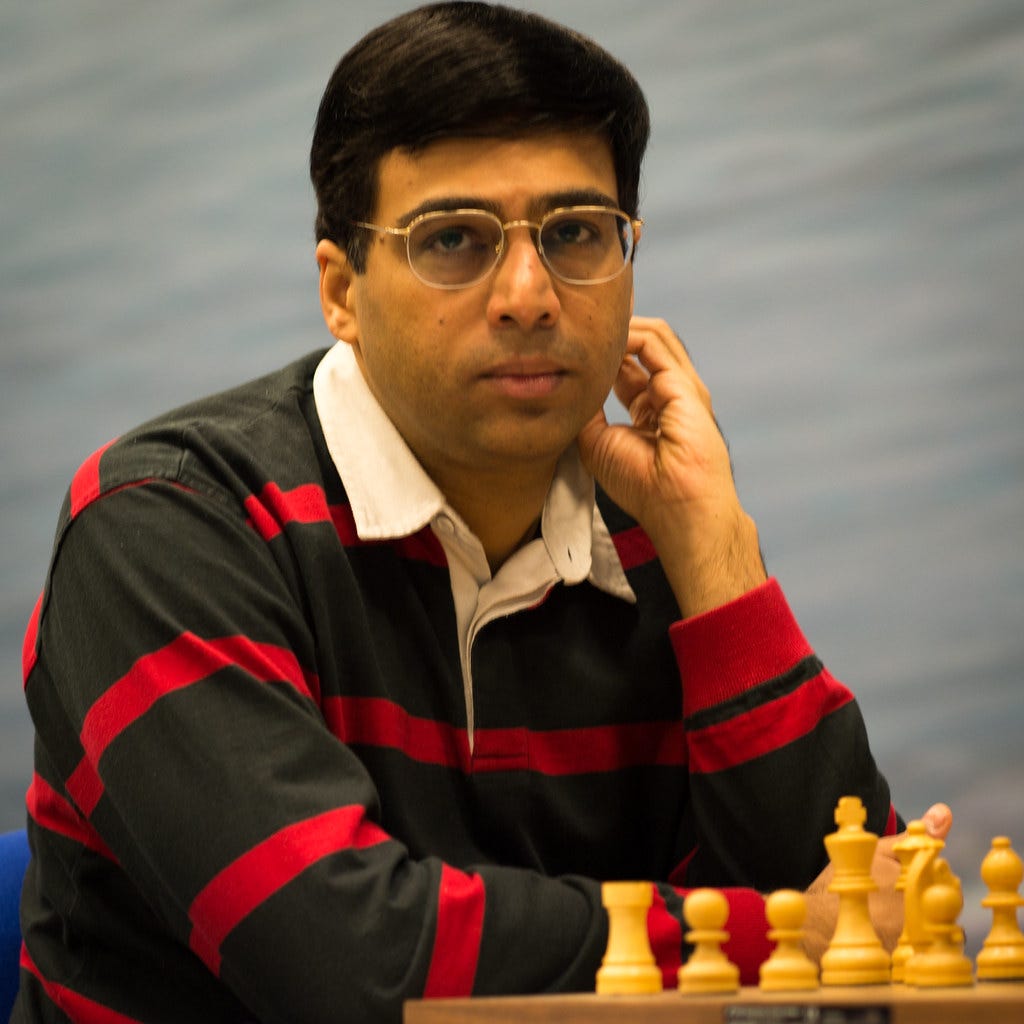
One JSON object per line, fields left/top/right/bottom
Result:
{"left": 373, "top": 131, "right": 619, "bottom": 220}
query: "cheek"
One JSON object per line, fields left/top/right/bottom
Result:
{"left": 598, "top": 310, "right": 631, "bottom": 372}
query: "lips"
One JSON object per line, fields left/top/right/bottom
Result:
{"left": 481, "top": 358, "right": 567, "bottom": 378}
{"left": 479, "top": 359, "right": 569, "bottom": 399}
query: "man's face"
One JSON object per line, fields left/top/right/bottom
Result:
{"left": 318, "top": 131, "right": 635, "bottom": 488}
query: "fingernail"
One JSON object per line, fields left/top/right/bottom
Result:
{"left": 923, "top": 805, "right": 951, "bottom": 835}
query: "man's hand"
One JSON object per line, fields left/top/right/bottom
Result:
{"left": 577, "top": 317, "right": 767, "bottom": 618}
{"left": 802, "top": 803, "right": 955, "bottom": 962}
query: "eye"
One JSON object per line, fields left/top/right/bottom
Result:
{"left": 413, "top": 215, "right": 495, "bottom": 259}
{"left": 426, "top": 225, "right": 474, "bottom": 253}
{"left": 543, "top": 215, "right": 602, "bottom": 249}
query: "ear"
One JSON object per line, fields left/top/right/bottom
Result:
{"left": 315, "top": 239, "right": 360, "bottom": 344}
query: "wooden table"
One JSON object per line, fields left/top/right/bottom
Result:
{"left": 405, "top": 982, "right": 1024, "bottom": 1024}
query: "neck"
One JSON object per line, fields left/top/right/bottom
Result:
{"left": 427, "top": 460, "right": 557, "bottom": 574}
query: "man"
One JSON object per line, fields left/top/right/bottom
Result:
{"left": 14, "top": 4, "right": 949, "bottom": 1023}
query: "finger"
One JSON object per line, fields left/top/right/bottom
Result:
{"left": 610, "top": 363, "right": 660, "bottom": 435}
{"left": 628, "top": 317, "right": 688, "bottom": 367}
{"left": 611, "top": 353, "right": 650, "bottom": 411}
{"left": 872, "top": 848, "right": 902, "bottom": 883}
{"left": 922, "top": 803, "right": 953, "bottom": 840}
{"left": 628, "top": 318, "right": 712, "bottom": 413}
{"left": 876, "top": 833, "right": 901, "bottom": 861}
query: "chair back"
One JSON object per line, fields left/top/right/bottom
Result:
{"left": 0, "top": 829, "right": 30, "bottom": 1021}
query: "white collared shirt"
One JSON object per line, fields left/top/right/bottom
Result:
{"left": 313, "top": 342, "right": 636, "bottom": 744}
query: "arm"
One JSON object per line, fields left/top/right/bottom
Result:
{"left": 579, "top": 316, "right": 906, "bottom": 944}
{"left": 22, "top": 476, "right": 611, "bottom": 1024}
{"left": 578, "top": 316, "right": 767, "bottom": 620}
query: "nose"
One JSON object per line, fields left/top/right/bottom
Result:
{"left": 485, "top": 225, "right": 560, "bottom": 331}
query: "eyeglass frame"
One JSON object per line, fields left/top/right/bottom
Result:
{"left": 350, "top": 205, "right": 643, "bottom": 290}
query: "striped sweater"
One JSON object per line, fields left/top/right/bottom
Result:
{"left": 15, "top": 350, "right": 898, "bottom": 1024}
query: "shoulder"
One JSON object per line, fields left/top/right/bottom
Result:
{"left": 61, "top": 350, "right": 334, "bottom": 527}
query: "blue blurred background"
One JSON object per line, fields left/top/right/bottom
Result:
{"left": 2, "top": 0, "right": 1022, "bottom": 952}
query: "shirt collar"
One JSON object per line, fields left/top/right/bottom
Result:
{"left": 312, "top": 341, "right": 635, "bottom": 601}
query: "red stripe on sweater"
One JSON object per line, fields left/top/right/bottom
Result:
{"left": 720, "top": 889, "right": 771, "bottom": 986}
{"left": 27, "top": 773, "right": 115, "bottom": 860}
{"left": 67, "top": 635, "right": 318, "bottom": 816}
{"left": 69, "top": 439, "right": 117, "bottom": 519}
{"left": 326, "top": 499, "right": 357, "bottom": 543}
{"left": 423, "top": 865, "right": 485, "bottom": 998}
{"left": 25, "top": 478, "right": 195, "bottom": 688}
{"left": 672, "top": 888, "right": 770, "bottom": 987}
{"left": 244, "top": 482, "right": 329, "bottom": 541}
{"left": 325, "top": 499, "right": 446, "bottom": 565}
{"left": 65, "top": 757, "right": 105, "bottom": 819}
{"left": 329, "top": 503, "right": 448, "bottom": 566}
{"left": 648, "top": 887, "right": 683, "bottom": 988}
{"left": 20, "top": 945, "right": 143, "bottom": 1023}
{"left": 687, "top": 669, "right": 854, "bottom": 774}
{"left": 526, "top": 721, "right": 686, "bottom": 775}
{"left": 672, "top": 579, "right": 814, "bottom": 717}
{"left": 884, "top": 803, "right": 899, "bottom": 837}
{"left": 21, "top": 590, "right": 43, "bottom": 684}
{"left": 188, "top": 806, "right": 389, "bottom": 974}
{"left": 611, "top": 525, "right": 658, "bottom": 570}
{"left": 80, "top": 633, "right": 318, "bottom": 760}
{"left": 324, "top": 696, "right": 469, "bottom": 770}
{"left": 244, "top": 483, "right": 447, "bottom": 565}
{"left": 394, "top": 526, "right": 448, "bottom": 566}
{"left": 668, "top": 846, "right": 698, "bottom": 887}
{"left": 324, "top": 696, "right": 687, "bottom": 776}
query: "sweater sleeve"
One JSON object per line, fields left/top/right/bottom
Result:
{"left": 647, "top": 882, "right": 770, "bottom": 988}
{"left": 643, "top": 579, "right": 898, "bottom": 986}
{"left": 669, "top": 578, "right": 898, "bottom": 891}
{"left": 20, "top": 478, "right": 610, "bottom": 1024}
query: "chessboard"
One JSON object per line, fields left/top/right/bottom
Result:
{"left": 404, "top": 983, "right": 1024, "bottom": 1024}
{"left": 407, "top": 797, "right": 1024, "bottom": 1024}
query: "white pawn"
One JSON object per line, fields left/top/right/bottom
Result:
{"left": 820, "top": 796, "right": 891, "bottom": 985}
{"left": 976, "top": 836, "right": 1024, "bottom": 981}
{"left": 759, "top": 890, "right": 819, "bottom": 991}
{"left": 678, "top": 888, "right": 740, "bottom": 994}
{"left": 596, "top": 881, "right": 662, "bottom": 995}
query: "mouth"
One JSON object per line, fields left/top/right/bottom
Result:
{"left": 479, "top": 360, "right": 569, "bottom": 400}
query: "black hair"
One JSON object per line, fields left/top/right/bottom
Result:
{"left": 310, "top": 1, "right": 650, "bottom": 270}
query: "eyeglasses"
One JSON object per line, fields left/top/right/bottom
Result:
{"left": 352, "top": 205, "right": 642, "bottom": 290}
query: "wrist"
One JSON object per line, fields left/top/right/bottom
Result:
{"left": 656, "top": 509, "right": 766, "bottom": 619}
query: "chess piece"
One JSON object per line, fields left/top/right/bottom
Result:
{"left": 596, "top": 881, "right": 662, "bottom": 994}
{"left": 819, "top": 796, "right": 891, "bottom": 985}
{"left": 900, "top": 819, "right": 946, "bottom": 985}
{"left": 908, "top": 858, "right": 974, "bottom": 987}
{"left": 677, "top": 888, "right": 740, "bottom": 994}
{"left": 891, "top": 819, "right": 941, "bottom": 982}
{"left": 976, "top": 836, "right": 1024, "bottom": 981}
{"left": 758, "top": 890, "right": 819, "bottom": 991}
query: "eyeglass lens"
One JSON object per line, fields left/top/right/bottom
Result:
{"left": 407, "top": 209, "right": 633, "bottom": 287}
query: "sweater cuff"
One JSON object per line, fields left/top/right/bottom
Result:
{"left": 721, "top": 888, "right": 771, "bottom": 987}
{"left": 652, "top": 887, "right": 771, "bottom": 989}
{"left": 669, "top": 578, "right": 814, "bottom": 718}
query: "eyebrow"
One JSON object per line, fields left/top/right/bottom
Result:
{"left": 395, "top": 188, "right": 620, "bottom": 227}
